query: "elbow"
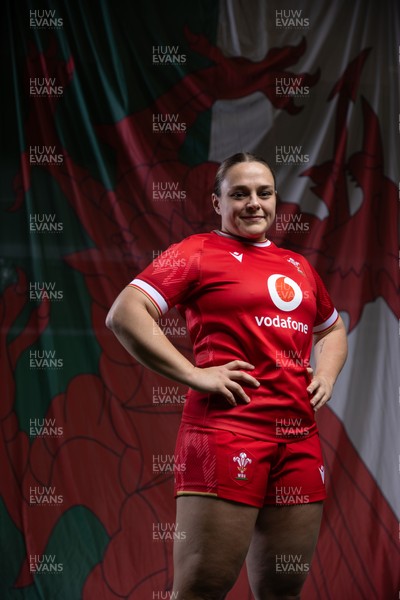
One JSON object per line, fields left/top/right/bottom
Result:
{"left": 105, "top": 306, "right": 121, "bottom": 332}
{"left": 105, "top": 296, "right": 137, "bottom": 334}
{"left": 106, "top": 288, "right": 151, "bottom": 334}
{"left": 105, "top": 310, "right": 114, "bottom": 331}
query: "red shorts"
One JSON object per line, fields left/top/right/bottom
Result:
{"left": 174, "top": 424, "right": 326, "bottom": 508}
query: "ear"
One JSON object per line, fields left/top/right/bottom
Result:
{"left": 212, "top": 193, "right": 221, "bottom": 214}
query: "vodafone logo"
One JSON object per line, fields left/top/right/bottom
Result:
{"left": 267, "top": 274, "right": 303, "bottom": 312}
{"left": 254, "top": 274, "right": 308, "bottom": 333}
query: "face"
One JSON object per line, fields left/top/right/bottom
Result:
{"left": 212, "top": 161, "right": 276, "bottom": 242}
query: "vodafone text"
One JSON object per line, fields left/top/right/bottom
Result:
{"left": 255, "top": 314, "right": 309, "bottom": 334}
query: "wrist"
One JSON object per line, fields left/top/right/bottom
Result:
{"left": 179, "top": 363, "right": 199, "bottom": 388}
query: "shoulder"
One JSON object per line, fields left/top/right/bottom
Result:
{"left": 160, "top": 232, "right": 212, "bottom": 256}
{"left": 172, "top": 232, "right": 213, "bottom": 248}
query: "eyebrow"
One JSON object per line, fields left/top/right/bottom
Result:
{"left": 229, "top": 184, "right": 275, "bottom": 190}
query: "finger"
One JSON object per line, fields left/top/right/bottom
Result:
{"left": 227, "top": 370, "right": 260, "bottom": 388}
{"left": 222, "top": 390, "right": 237, "bottom": 407}
{"left": 307, "top": 379, "right": 319, "bottom": 394}
{"left": 226, "top": 381, "right": 251, "bottom": 404}
{"left": 225, "top": 361, "right": 255, "bottom": 371}
{"left": 310, "top": 388, "right": 328, "bottom": 408}
{"left": 311, "top": 396, "right": 322, "bottom": 409}
{"left": 312, "top": 397, "right": 328, "bottom": 412}
{"left": 310, "top": 388, "right": 324, "bottom": 405}
{"left": 224, "top": 393, "right": 237, "bottom": 406}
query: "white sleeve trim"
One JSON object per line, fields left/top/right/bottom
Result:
{"left": 313, "top": 308, "right": 339, "bottom": 333}
{"left": 129, "top": 279, "right": 169, "bottom": 315}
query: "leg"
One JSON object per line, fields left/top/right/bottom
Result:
{"left": 246, "top": 502, "right": 323, "bottom": 600}
{"left": 172, "top": 495, "right": 259, "bottom": 599}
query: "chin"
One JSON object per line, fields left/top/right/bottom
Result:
{"left": 241, "top": 230, "right": 266, "bottom": 241}
{"left": 243, "top": 223, "right": 268, "bottom": 234}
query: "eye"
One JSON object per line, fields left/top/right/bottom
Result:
{"left": 259, "top": 190, "right": 273, "bottom": 198}
{"left": 230, "top": 191, "right": 247, "bottom": 199}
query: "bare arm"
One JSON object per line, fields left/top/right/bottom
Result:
{"left": 307, "top": 315, "right": 348, "bottom": 412}
{"left": 105, "top": 286, "right": 260, "bottom": 406}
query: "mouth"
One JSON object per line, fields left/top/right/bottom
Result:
{"left": 240, "top": 215, "right": 266, "bottom": 221}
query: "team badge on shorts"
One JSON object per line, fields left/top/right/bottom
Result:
{"left": 230, "top": 450, "right": 255, "bottom": 485}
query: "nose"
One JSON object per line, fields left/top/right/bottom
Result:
{"left": 246, "top": 193, "right": 261, "bottom": 208}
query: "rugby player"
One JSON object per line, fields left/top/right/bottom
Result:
{"left": 106, "top": 153, "right": 348, "bottom": 600}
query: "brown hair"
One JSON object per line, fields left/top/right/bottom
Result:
{"left": 213, "top": 152, "right": 276, "bottom": 196}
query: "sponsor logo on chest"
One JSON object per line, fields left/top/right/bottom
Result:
{"left": 254, "top": 274, "right": 309, "bottom": 333}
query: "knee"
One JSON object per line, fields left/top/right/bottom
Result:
{"left": 174, "top": 557, "right": 238, "bottom": 599}
{"left": 253, "top": 574, "right": 305, "bottom": 600}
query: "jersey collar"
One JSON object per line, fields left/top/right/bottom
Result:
{"left": 213, "top": 230, "right": 272, "bottom": 247}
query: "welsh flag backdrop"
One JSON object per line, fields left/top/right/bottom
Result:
{"left": 1, "top": 1, "right": 399, "bottom": 599}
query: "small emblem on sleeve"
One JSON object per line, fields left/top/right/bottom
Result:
{"left": 318, "top": 465, "right": 325, "bottom": 483}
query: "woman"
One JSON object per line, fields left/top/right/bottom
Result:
{"left": 106, "top": 153, "right": 347, "bottom": 600}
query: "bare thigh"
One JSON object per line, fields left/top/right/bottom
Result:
{"left": 246, "top": 502, "right": 323, "bottom": 600}
{"left": 173, "top": 495, "right": 259, "bottom": 600}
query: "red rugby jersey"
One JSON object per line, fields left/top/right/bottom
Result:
{"left": 130, "top": 231, "right": 338, "bottom": 442}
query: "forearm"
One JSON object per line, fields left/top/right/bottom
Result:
{"left": 106, "top": 288, "right": 196, "bottom": 386}
{"left": 308, "top": 316, "right": 347, "bottom": 411}
{"left": 313, "top": 319, "right": 348, "bottom": 385}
